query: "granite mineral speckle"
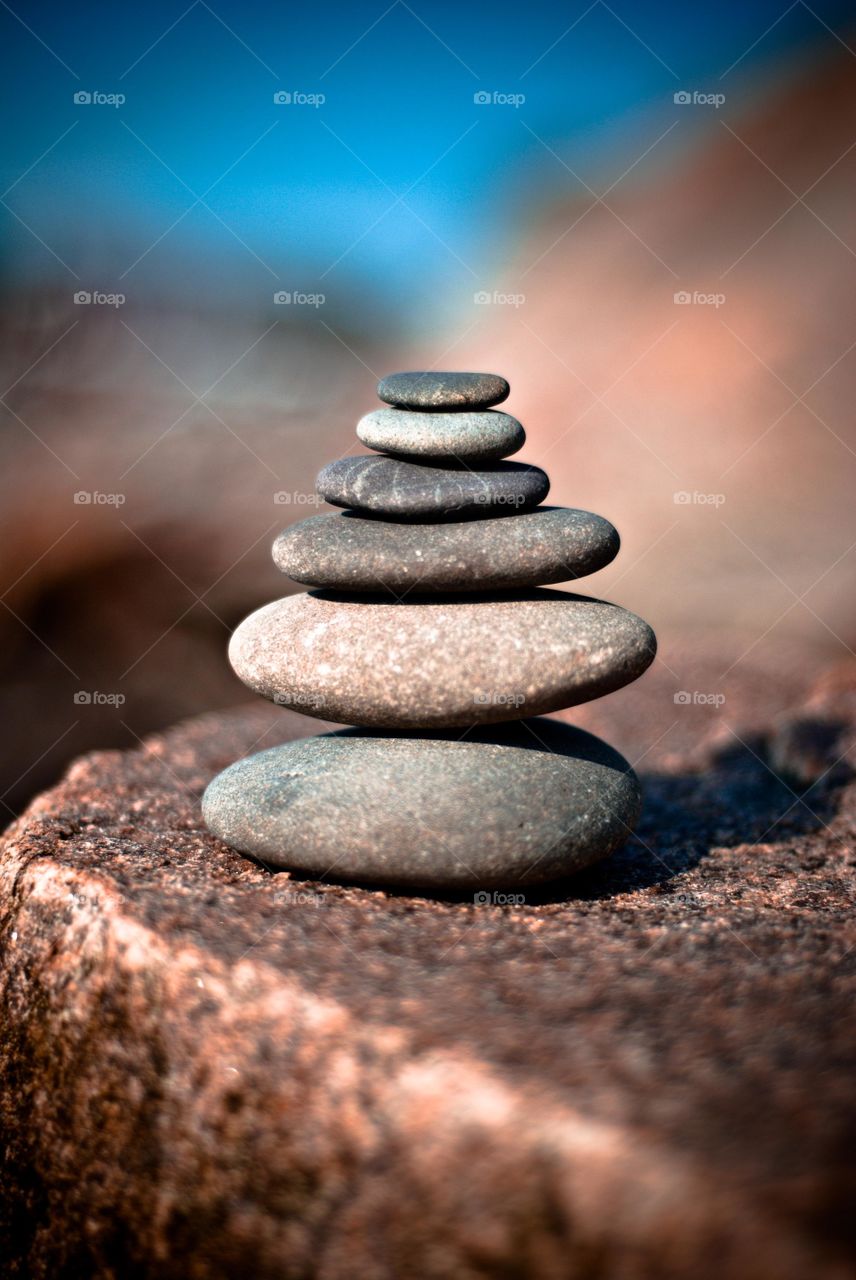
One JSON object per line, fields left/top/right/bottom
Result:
{"left": 273, "top": 507, "right": 620, "bottom": 592}
{"left": 315, "top": 454, "right": 549, "bottom": 518}
{"left": 377, "top": 370, "right": 509, "bottom": 411}
{"left": 228, "top": 588, "right": 656, "bottom": 728}
{"left": 3, "top": 649, "right": 856, "bottom": 1277}
{"left": 201, "top": 719, "right": 641, "bottom": 888}
{"left": 357, "top": 407, "right": 525, "bottom": 461}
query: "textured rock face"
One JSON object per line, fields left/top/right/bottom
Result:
{"left": 1, "top": 650, "right": 855, "bottom": 1278}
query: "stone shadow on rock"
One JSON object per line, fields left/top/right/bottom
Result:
{"left": 518, "top": 727, "right": 852, "bottom": 907}
{"left": 229, "top": 720, "right": 851, "bottom": 908}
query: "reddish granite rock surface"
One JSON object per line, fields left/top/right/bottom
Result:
{"left": 1, "top": 655, "right": 855, "bottom": 1278}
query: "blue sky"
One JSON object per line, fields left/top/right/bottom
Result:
{"left": 1, "top": 0, "right": 852, "bottom": 328}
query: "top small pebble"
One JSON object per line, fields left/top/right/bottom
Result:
{"left": 378, "top": 371, "right": 510, "bottom": 412}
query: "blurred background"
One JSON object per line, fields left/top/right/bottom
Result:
{"left": 1, "top": 0, "right": 855, "bottom": 813}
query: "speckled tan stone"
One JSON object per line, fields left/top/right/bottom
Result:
{"left": 272, "top": 507, "right": 619, "bottom": 592}
{"left": 357, "top": 408, "right": 524, "bottom": 461}
{"left": 228, "top": 589, "right": 656, "bottom": 728}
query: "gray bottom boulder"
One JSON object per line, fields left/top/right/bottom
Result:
{"left": 202, "top": 718, "right": 641, "bottom": 889}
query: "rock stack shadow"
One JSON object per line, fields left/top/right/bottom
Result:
{"left": 203, "top": 371, "right": 657, "bottom": 893}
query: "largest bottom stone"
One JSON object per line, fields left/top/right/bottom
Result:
{"left": 202, "top": 718, "right": 641, "bottom": 890}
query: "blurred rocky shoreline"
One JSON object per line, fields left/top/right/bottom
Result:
{"left": 1, "top": 39, "right": 854, "bottom": 812}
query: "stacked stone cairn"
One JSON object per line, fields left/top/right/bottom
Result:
{"left": 203, "top": 372, "right": 657, "bottom": 891}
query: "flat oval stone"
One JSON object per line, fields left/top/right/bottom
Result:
{"left": 273, "top": 508, "right": 619, "bottom": 593}
{"left": 315, "top": 455, "right": 549, "bottom": 518}
{"left": 357, "top": 408, "right": 524, "bottom": 461}
{"left": 201, "top": 719, "right": 641, "bottom": 889}
{"left": 377, "top": 370, "right": 509, "bottom": 411}
{"left": 229, "top": 590, "right": 656, "bottom": 728}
